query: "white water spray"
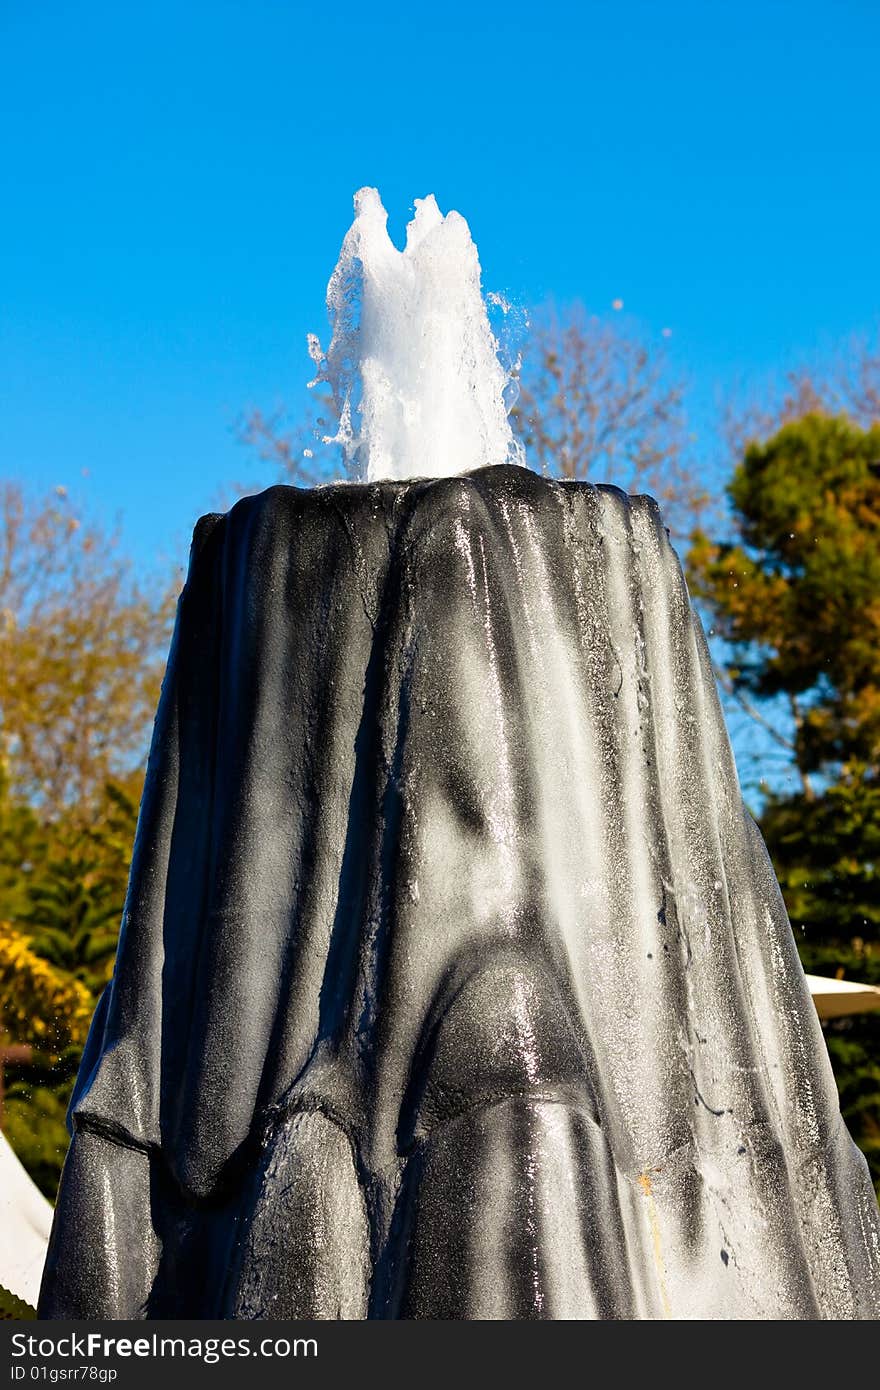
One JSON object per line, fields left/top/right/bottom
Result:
{"left": 309, "top": 188, "right": 524, "bottom": 483}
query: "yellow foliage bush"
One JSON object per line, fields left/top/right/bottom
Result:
{"left": 0, "top": 920, "right": 93, "bottom": 1052}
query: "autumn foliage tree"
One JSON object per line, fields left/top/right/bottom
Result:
{"left": 0, "top": 483, "right": 176, "bottom": 1196}
{"left": 0, "top": 483, "right": 176, "bottom": 815}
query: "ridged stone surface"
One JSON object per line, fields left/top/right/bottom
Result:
{"left": 39, "top": 466, "right": 880, "bottom": 1319}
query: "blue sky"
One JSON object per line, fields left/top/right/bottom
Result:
{"left": 2, "top": 0, "right": 879, "bottom": 575}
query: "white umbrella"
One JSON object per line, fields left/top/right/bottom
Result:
{"left": 0, "top": 1128, "right": 52, "bottom": 1309}
{"left": 807, "top": 973, "right": 880, "bottom": 1021}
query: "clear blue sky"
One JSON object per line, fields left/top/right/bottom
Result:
{"left": 2, "top": 0, "right": 879, "bottom": 574}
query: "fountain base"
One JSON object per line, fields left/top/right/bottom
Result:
{"left": 39, "top": 467, "right": 880, "bottom": 1319}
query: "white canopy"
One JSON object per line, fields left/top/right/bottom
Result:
{"left": 807, "top": 973, "right": 880, "bottom": 1021}
{"left": 0, "top": 1129, "right": 53, "bottom": 1309}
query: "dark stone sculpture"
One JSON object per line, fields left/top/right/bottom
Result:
{"left": 39, "top": 466, "right": 880, "bottom": 1319}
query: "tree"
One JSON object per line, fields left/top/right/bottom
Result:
{"left": 511, "top": 305, "right": 704, "bottom": 538}
{"left": 0, "top": 910, "right": 95, "bottom": 1201}
{"left": 723, "top": 330, "right": 880, "bottom": 464}
{"left": 687, "top": 413, "right": 880, "bottom": 1191}
{"left": 0, "top": 483, "right": 176, "bottom": 816}
{"left": 0, "top": 920, "right": 92, "bottom": 1055}
{"left": 235, "top": 405, "right": 333, "bottom": 490}
{"left": 237, "top": 303, "right": 707, "bottom": 538}
{"left": 688, "top": 415, "right": 880, "bottom": 787}
{"left": 0, "top": 772, "right": 142, "bottom": 1201}
{"left": 0, "top": 483, "right": 175, "bottom": 1197}
{"left": 19, "top": 779, "right": 140, "bottom": 994}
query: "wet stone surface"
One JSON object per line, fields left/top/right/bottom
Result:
{"left": 39, "top": 469, "right": 880, "bottom": 1320}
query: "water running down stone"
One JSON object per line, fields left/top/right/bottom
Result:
{"left": 38, "top": 195, "right": 880, "bottom": 1320}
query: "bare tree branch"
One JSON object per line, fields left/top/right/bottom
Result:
{"left": 511, "top": 304, "right": 706, "bottom": 539}
{"left": 711, "top": 664, "right": 794, "bottom": 751}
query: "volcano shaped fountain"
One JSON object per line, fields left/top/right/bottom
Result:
{"left": 39, "top": 191, "right": 880, "bottom": 1320}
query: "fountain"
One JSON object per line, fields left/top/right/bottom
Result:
{"left": 310, "top": 185, "right": 523, "bottom": 482}
{"left": 39, "top": 192, "right": 880, "bottom": 1320}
